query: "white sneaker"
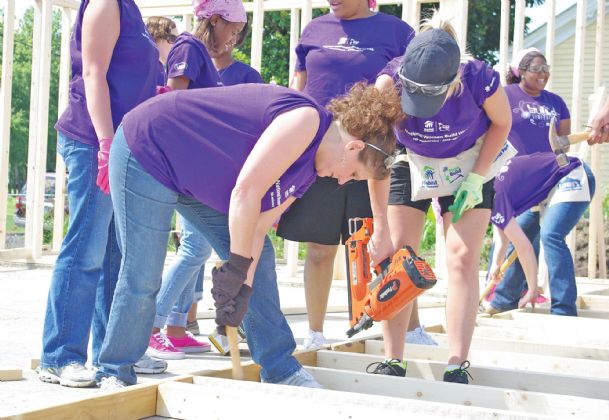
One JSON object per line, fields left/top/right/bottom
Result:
{"left": 134, "top": 353, "right": 168, "bottom": 374}
{"left": 267, "top": 368, "right": 323, "bottom": 388}
{"left": 99, "top": 376, "right": 128, "bottom": 391}
{"left": 39, "top": 362, "right": 96, "bottom": 387}
{"left": 405, "top": 326, "right": 438, "bottom": 346}
{"left": 302, "top": 329, "right": 327, "bottom": 350}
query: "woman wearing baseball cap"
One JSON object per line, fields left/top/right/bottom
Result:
{"left": 370, "top": 13, "right": 513, "bottom": 383}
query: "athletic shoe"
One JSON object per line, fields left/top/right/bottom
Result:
{"left": 148, "top": 332, "right": 185, "bottom": 360}
{"left": 366, "top": 359, "right": 407, "bottom": 377}
{"left": 167, "top": 331, "right": 211, "bottom": 353}
{"left": 99, "top": 376, "right": 128, "bottom": 391}
{"left": 268, "top": 368, "right": 322, "bottom": 388}
{"left": 134, "top": 353, "right": 168, "bottom": 374}
{"left": 209, "top": 329, "right": 230, "bottom": 355}
{"left": 38, "top": 362, "right": 96, "bottom": 388}
{"left": 302, "top": 329, "right": 327, "bottom": 350}
{"left": 186, "top": 320, "right": 200, "bottom": 336}
{"left": 405, "top": 326, "right": 438, "bottom": 346}
{"left": 443, "top": 360, "right": 473, "bottom": 384}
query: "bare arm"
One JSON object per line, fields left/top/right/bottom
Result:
{"left": 167, "top": 76, "right": 191, "bottom": 91}
{"left": 474, "top": 85, "right": 512, "bottom": 176}
{"left": 558, "top": 118, "right": 571, "bottom": 136}
{"left": 290, "top": 70, "right": 307, "bottom": 91}
{"left": 588, "top": 98, "right": 609, "bottom": 144}
{"left": 502, "top": 218, "right": 538, "bottom": 307}
{"left": 489, "top": 225, "right": 509, "bottom": 282}
{"left": 229, "top": 107, "right": 320, "bottom": 261}
{"left": 81, "top": 0, "right": 120, "bottom": 140}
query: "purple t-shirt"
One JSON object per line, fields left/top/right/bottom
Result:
{"left": 505, "top": 84, "right": 570, "bottom": 155}
{"left": 296, "top": 12, "right": 414, "bottom": 106}
{"left": 380, "top": 58, "right": 500, "bottom": 158}
{"left": 491, "top": 153, "right": 581, "bottom": 229}
{"left": 219, "top": 60, "right": 264, "bottom": 86}
{"left": 166, "top": 32, "right": 221, "bottom": 89}
{"left": 55, "top": 0, "right": 159, "bottom": 146}
{"left": 122, "top": 84, "right": 333, "bottom": 213}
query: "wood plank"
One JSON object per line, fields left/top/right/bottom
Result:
{"left": 0, "top": 248, "right": 32, "bottom": 260}
{"left": 316, "top": 351, "right": 609, "bottom": 401}
{"left": 162, "top": 377, "right": 539, "bottom": 420}
{"left": 430, "top": 332, "right": 609, "bottom": 361}
{"left": 0, "top": 368, "right": 22, "bottom": 381}
{"left": 485, "top": 311, "right": 609, "bottom": 329}
{"left": 580, "top": 295, "right": 609, "bottom": 311}
{"left": 307, "top": 366, "right": 600, "bottom": 417}
{"left": 491, "top": 307, "right": 609, "bottom": 320}
{"left": 364, "top": 340, "right": 609, "bottom": 380}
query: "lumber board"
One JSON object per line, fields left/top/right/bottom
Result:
{"left": 491, "top": 307, "right": 609, "bottom": 320}
{"left": 430, "top": 333, "right": 609, "bottom": 361}
{"left": 0, "top": 368, "right": 22, "bottom": 381}
{"left": 579, "top": 294, "right": 609, "bottom": 310}
{"left": 307, "top": 366, "right": 604, "bottom": 418}
{"left": 161, "top": 377, "right": 543, "bottom": 420}
{"left": 485, "top": 311, "right": 609, "bottom": 329}
{"left": 316, "top": 351, "right": 609, "bottom": 401}
{"left": 364, "top": 340, "right": 609, "bottom": 380}
{"left": 472, "top": 320, "right": 609, "bottom": 347}
{"left": 587, "top": 288, "right": 609, "bottom": 296}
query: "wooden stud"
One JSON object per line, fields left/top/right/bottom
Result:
{"left": 0, "top": 368, "right": 23, "bottom": 381}
{"left": 364, "top": 340, "right": 609, "bottom": 380}
{"left": 402, "top": 0, "right": 420, "bottom": 31}
{"left": 492, "top": 306, "right": 609, "bottom": 320}
{"left": 430, "top": 332, "right": 609, "bottom": 361}
{"left": 316, "top": 350, "right": 609, "bottom": 401}
{"left": 308, "top": 365, "right": 609, "bottom": 417}
{"left": 300, "top": 0, "right": 312, "bottom": 31}
{"left": 498, "top": 0, "right": 510, "bottom": 85}
{"left": 250, "top": 0, "right": 264, "bottom": 72}
{"left": 512, "top": 0, "right": 525, "bottom": 55}
{"left": 486, "top": 310, "right": 609, "bottom": 329}
{"left": 544, "top": 0, "right": 556, "bottom": 91}
{"left": 170, "top": 377, "right": 533, "bottom": 419}
{"left": 0, "top": 247, "right": 33, "bottom": 260}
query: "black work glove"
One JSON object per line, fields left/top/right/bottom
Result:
{"left": 215, "top": 285, "right": 253, "bottom": 335}
{"left": 211, "top": 252, "right": 253, "bottom": 306}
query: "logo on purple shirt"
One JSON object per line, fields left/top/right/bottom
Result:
{"left": 491, "top": 212, "right": 505, "bottom": 225}
{"left": 512, "top": 100, "right": 559, "bottom": 128}
{"left": 322, "top": 37, "right": 375, "bottom": 53}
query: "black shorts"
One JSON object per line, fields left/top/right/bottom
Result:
{"left": 276, "top": 177, "right": 372, "bottom": 245}
{"left": 388, "top": 159, "right": 495, "bottom": 215}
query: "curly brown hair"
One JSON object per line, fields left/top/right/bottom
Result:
{"left": 146, "top": 16, "right": 177, "bottom": 44}
{"left": 327, "top": 83, "right": 404, "bottom": 180}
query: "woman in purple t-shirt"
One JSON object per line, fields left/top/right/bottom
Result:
{"left": 484, "top": 48, "right": 571, "bottom": 313}
{"left": 144, "top": 0, "right": 247, "bottom": 362}
{"left": 276, "top": 0, "right": 415, "bottom": 351}
{"left": 39, "top": 0, "right": 160, "bottom": 389}
{"left": 488, "top": 153, "right": 595, "bottom": 316}
{"left": 95, "top": 83, "right": 404, "bottom": 388}
{"left": 371, "top": 15, "right": 512, "bottom": 382}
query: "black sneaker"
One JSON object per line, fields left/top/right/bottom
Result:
{"left": 443, "top": 360, "right": 473, "bottom": 384}
{"left": 366, "top": 359, "right": 407, "bottom": 377}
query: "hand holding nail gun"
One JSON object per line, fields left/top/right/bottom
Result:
{"left": 345, "top": 218, "right": 437, "bottom": 338}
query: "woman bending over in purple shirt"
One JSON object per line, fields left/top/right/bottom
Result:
{"left": 95, "top": 83, "right": 403, "bottom": 389}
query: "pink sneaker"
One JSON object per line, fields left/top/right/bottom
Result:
{"left": 167, "top": 331, "right": 211, "bottom": 353}
{"left": 148, "top": 332, "right": 185, "bottom": 360}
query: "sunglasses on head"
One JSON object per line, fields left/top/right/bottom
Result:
{"left": 398, "top": 71, "right": 457, "bottom": 96}
{"left": 365, "top": 143, "right": 396, "bottom": 169}
{"left": 526, "top": 64, "right": 550, "bottom": 73}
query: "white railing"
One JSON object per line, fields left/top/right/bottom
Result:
{"left": 0, "top": 0, "right": 606, "bottom": 280}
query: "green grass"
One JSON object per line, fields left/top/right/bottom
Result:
{"left": 5, "top": 196, "right": 24, "bottom": 235}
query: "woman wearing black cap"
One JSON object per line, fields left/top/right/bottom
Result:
{"left": 369, "top": 13, "right": 513, "bottom": 383}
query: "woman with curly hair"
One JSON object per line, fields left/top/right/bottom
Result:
{"left": 370, "top": 13, "right": 513, "bottom": 383}
{"left": 95, "top": 82, "right": 404, "bottom": 389}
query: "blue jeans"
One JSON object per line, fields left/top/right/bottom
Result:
{"left": 491, "top": 164, "right": 596, "bottom": 316}
{"left": 41, "top": 133, "right": 120, "bottom": 369}
{"left": 97, "top": 127, "right": 300, "bottom": 384}
{"left": 154, "top": 216, "right": 212, "bottom": 328}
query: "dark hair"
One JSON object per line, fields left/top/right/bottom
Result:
{"left": 235, "top": 15, "right": 250, "bottom": 48}
{"left": 146, "top": 16, "right": 177, "bottom": 44}
{"left": 505, "top": 51, "right": 546, "bottom": 84}
{"left": 327, "top": 83, "right": 404, "bottom": 180}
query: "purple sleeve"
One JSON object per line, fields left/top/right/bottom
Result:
{"left": 490, "top": 192, "right": 514, "bottom": 230}
{"left": 294, "top": 23, "right": 313, "bottom": 72}
{"left": 377, "top": 56, "right": 401, "bottom": 82}
{"left": 166, "top": 42, "right": 205, "bottom": 82}
{"left": 558, "top": 95, "right": 571, "bottom": 120}
{"left": 468, "top": 60, "right": 500, "bottom": 107}
{"left": 245, "top": 69, "right": 264, "bottom": 84}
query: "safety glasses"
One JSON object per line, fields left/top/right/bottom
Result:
{"left": 366, "top": 143, "right": 396, "bottom": 169}
{"left": 398, "top": 71, "right": 457, "bottom": 96}
{"left": 527, "top": 64, "right": 550, "bottom": 73}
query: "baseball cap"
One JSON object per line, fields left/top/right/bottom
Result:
{"left": 398, "top": 29, "right": 461, "bottom": 118}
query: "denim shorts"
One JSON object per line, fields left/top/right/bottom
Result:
{"left": 388, "top": 158, "right": 495, "bottom": 215}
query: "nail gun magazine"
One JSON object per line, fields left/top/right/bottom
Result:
{"left": 345, "top": 218, "right": 437, "bottom": 338}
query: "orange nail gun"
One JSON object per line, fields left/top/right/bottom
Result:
{"left": 345, "top": 218, "right": 437, "bottom": 338}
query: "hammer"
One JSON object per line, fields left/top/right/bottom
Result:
{"left": 548, "top": 116, "right": 590, "bottom": 167}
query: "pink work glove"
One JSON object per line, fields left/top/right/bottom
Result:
{"left": 96, "top": 137, "right": 112, "bottom": 194}
{"left": 156, "top": 85, "right": 173, "bottom": 95}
